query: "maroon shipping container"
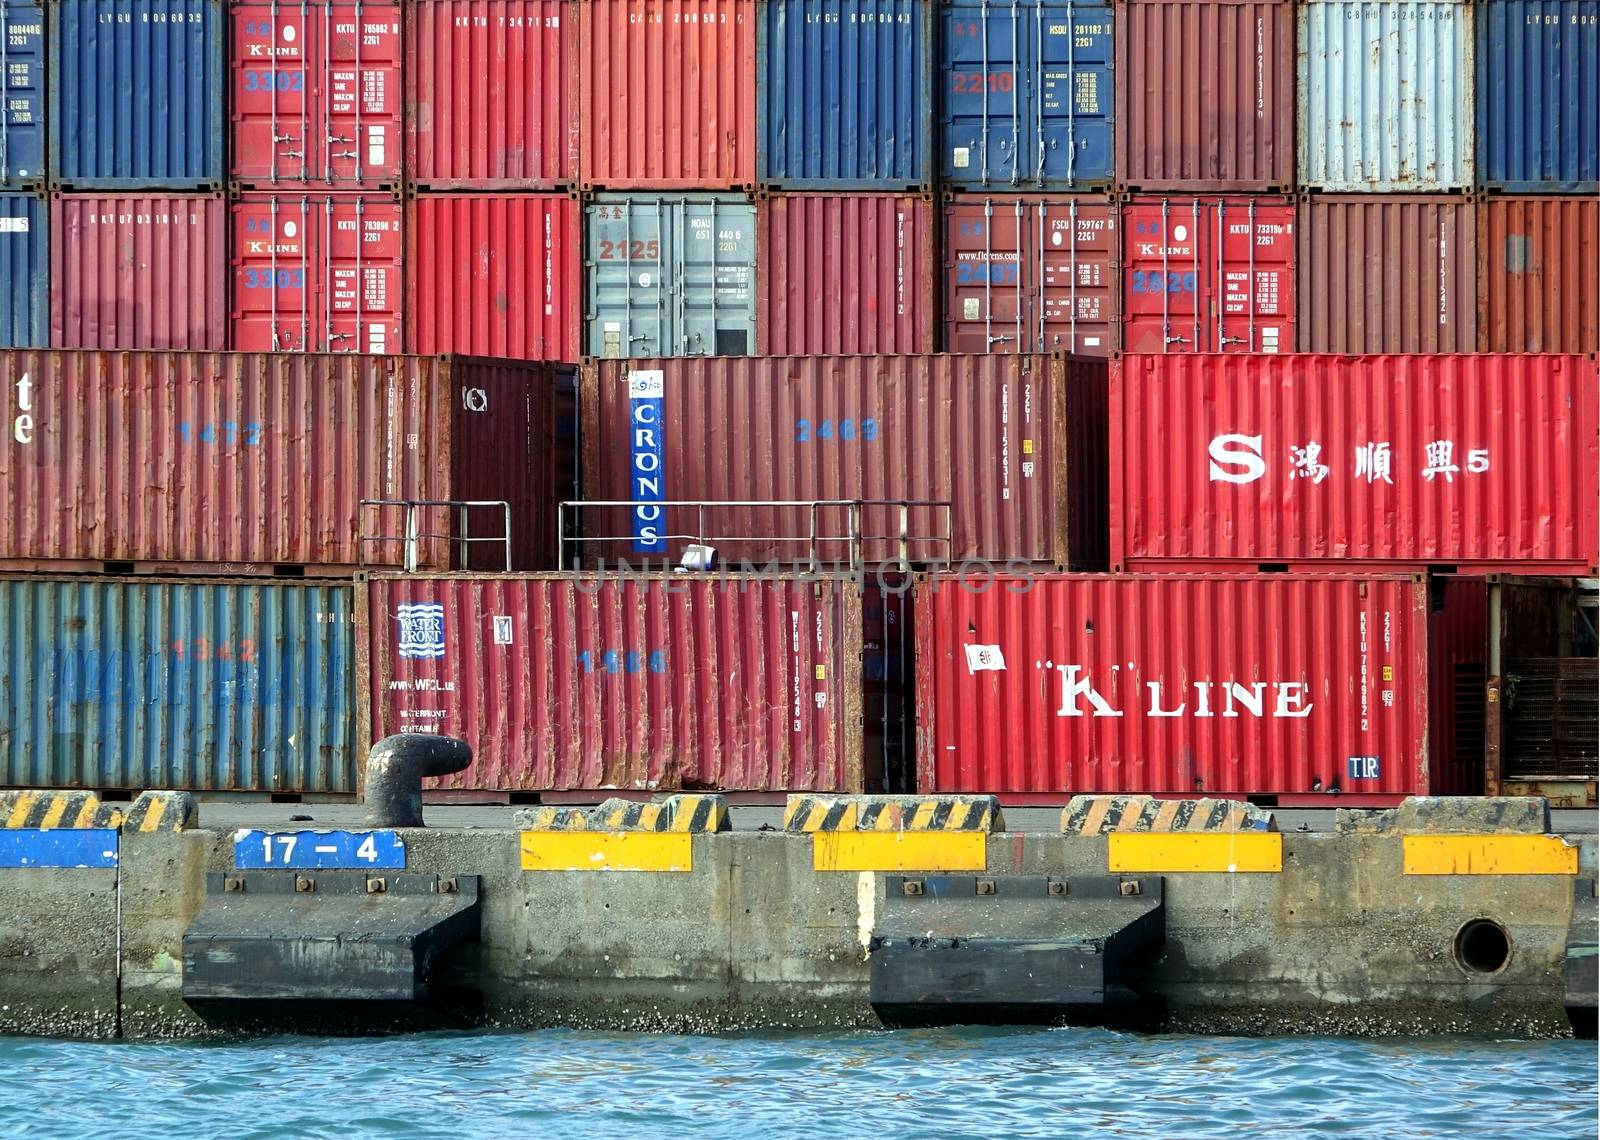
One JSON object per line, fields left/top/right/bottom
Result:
{"left": 1121, "top": 195, "right": 1295, "bottom": 354}
{"left": 757, "top": 192, "right": 935, "bottom": 356}
{"left": 51, "top": 194, "right": 226, "bottom": 351}
{"left": 406, "top": 0, "right": 579, "bottom": 189}
{"left": 406, "top": 193, "right": 582, "bottom": 362}
{"left": 230, "top": 0, "right": 402, "bottom": 189}
{"left": 0, "top": 350, "right": 566, "bottom": 573}
{"left": 579, "top": 354, "right": 1108, "bottom": 569}
{"left": 915, "top": 572, "right": 1482, "bottom": 802}
{"left": 943, "top": 193, "right": 1119, "bottom": 357}
{"left": 358, "top": 573, "right": 905, "bottom": 793}
{"left": 579, "top": 0, "right": 756, "bottom": 189}
{"left": 1115, "top": 0, "right": 1295, "bottom": 191}
{"left": 1478, "top": 197, "right": 1600, "bottom": 355}
{"left": 1109, "top": 353, "right": 1600, "bottom": 574}
{"left": 1298, "top": 195, "right": 1477, "bottom": 354}
{"left": 230, "top": 193, "right": 404, "bottom": 354}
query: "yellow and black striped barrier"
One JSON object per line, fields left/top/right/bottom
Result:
{"left": 1061, "top": 795, "right": 1277, "bottom": 836}
{"left": 120, "top": 791, "right": 198, "bottom": 833}
{"left": 1061, "top": 796, "right": 1282, "bottom": 873}
{"left": 517, "top": 794, "right": 728, "bottom": 872}
{"left": 0, "top": 789, "right": 199, "bottom": 834}
{"left": 785, "top": 795, "right": 1001, "bottom": 872}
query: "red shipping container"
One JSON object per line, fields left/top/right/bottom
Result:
{"left": 230, "top": 193, "right": 404, "bottom": 354}
{"left": 406, "top": 192, "right": 581, "bottom": 362}
{"left": 1115, "top": 0, "right": 1295, "bottom": 192}
{"left": 1121, "top": 195, "right": 1295, "bottom": 354}
{"left": 1109, "top": 353, "right": 1600, "bottom": 574}
{"left": 1478, "top": 196, "right": 1600, "bottom": 355}
{"left": 757, "top": 192, "right": 935, "bottom": 356}
{"left": 1298, "top": 195, "right": 1477, "bottom": 354}
{"left": 579, "top": 0, "right": 756, "bottom": 189}
{"left": 358, "top": 573, "right": 896, "bottom": 792}
{"left": 579, "top": 354, "right": 1108, "bottom": 569}
{"left": 0, "top": 350, "right": 565, "bottom": 573}
{"left": 915, "top": 573, "right": 1481, "bottom": 801}
{"left": 407, "top": 0, "right": 579, "bottom": 189}
{"left": 943, "top": 194, "right": 1119, "bottom": 357}
{"left": 51, "top": 194, "right": 226, "bottom": 351}
{"left": 230, "top": 0, "right": 402, "bottom": 189}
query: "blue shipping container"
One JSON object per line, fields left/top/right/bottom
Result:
{"left": 49, "top": 0, "right": 223, "bottom": 189}
{"left": 940, "top": 0, "right": 1113, "bottom": 189}
{"left": 758, "top": 0, "right": 932, "bottom": 189}
{"left": 1478, "top": 0, "right": 1600, "bottom": 192}
{"left": 0, "top": 193, "right": 45, "bottom": 346}
{"left": 0, "top": 578, "right": 355, "bottom": 793}
{"left": 0, "top": 1, "right": 45, "bottom": 187}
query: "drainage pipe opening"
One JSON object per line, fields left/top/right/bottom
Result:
{"left": 1454, "top": 919, "right": 1512, "bottom": 975}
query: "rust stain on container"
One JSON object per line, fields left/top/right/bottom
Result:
{"left": 1478, "top": 196, "right": 1599, "bottom": 354}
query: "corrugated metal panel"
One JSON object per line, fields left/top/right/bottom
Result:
{"left": 358, "top": 573, "right": 874, "bottom": 792}
{"left": 915, "top": 573, "right": 1444, "bottom": 797}
{"left": 585, "top": 192, "right": 756, "bottom": 358}
{"left": 579, "top": 353, "right": 1108, "bottom": 568}
{"left": 49, "top": 0, "right": 224, "bottom": 189}
{"left": 759, "top": 0, "right": 931, "bottom": 190}
{"left": 943, "top": 193, "right": 1118, "bottom": 356}
{"left": 1429, "top": 576, "right": 1487, "bottom": 795}
{"left": 1121, "top": 195, "right": 1295, "bottom": 353}
{"left": 579, "top": 0, "right": 756, "bottom": 189}
{"left": 1298, "top": 194, "right": 1477, "bottom": 353}
{"left": 939, "top": 0, "right": 1113, "bottom": 189}
{"left": 0, "top": 577, "right": 354, "bottom": 792}
{"left": 0, "top": 350, "right": 566, "bottom": 572}
{"left": 1109, "top": 353, "right": 1600, "bottom": 572}
{"left": 757, "top": 192, "right": 934, "bottom": 355}
{"left": 0, "top": 193, "right": 46, "bottom": 346}
{"left": 230, "top": 0, "right": 402, "bottom": 189}
{"left": 1116, "top": 0, "right": 1295, "bottom": 191}
{"left": 1504, "top": 658, "right": 1599, "bottom": 779}
{"left": 406, "top": 192, "right": 581, "bottom": 362}
{"left": 51, "top": 193, "right": 226, "bottom": 350}
{"left": 1478, "top": 196, "right": 1600, "bottom": 354}
{"left": 1298, "top": 0, "right": 1473, "bottom": 192}
{"left": 229, "top": 193, "right": 404, "bottom": 354}
{"left": 406, "top": 0, "right": 578, "bottom": 190}
{"left": 1477, "top": 0, "right": 1598, "bottom": 192}
{"left": 0, "top": 2, "right": 45, "bottom": 187}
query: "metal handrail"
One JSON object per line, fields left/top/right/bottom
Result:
{"left": 359, "top": 499, "right": 513, "bottom": 572}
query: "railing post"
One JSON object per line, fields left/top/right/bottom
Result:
{"left": 898, "top": 501, "right": 910, "bottom": 568}
{"left": 403, "top": 503, "right": 420, "bottom": 573}
{"left": 458, "top": 503, "right": 469, "bottom": 569}
{"left": 501, "top": 503, "right": 512, "bottom": 572}
{"left": 847, "top": 501, "right": 862, "bottom": 573}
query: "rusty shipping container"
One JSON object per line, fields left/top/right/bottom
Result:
{"left": 51, "top": 194, "right": 226, "bottom": 350}
{"left": 0, "top": 350, "right": 567, "bottom": 573}
{"left": 579, "top": 0, "right": 756, "bottom": 189}
{"left": 1478, "top": 196, "right": 1600, "bottom": 355}
{"left": 230, "top": 0, "right": 402, "bottom": 189}
{"left": 1298, "top": 195, "right": 1477, "bottom": 353}
{"left": 579, "top": 353, "right": 1108, "bottom": 569}
{"left": 0, "top": 576, "right": 355, "bottom": 793}
{"left": 1110, "top": 353, "right": 1600, "bottom": 573}
{"left": 1115, "top": 0, "right": 1296, "bottom": 191}
{"left": 407, "top": 192, "right": 582, "bottom": 362}
{"left": 916, "top": 573, "right": 1484, "bottom": 800}
{"left": 406, "top": 0, "right": 579, "bottom": 190}
{"left": 230, "top": 193, "right": 404, "bottom": 354}
{"left": 1121, "top": 195, "right": 1295, "bottom": 354}
{"left": 757, "top": 192, "right": 935, "bottom": 356}
{"left": 943, "top": 193, "right": 1119, "bottom": 357}
{"left": 359, "top": 573, "right": 907, "bottom": 793}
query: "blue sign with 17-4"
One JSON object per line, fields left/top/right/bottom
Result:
{"left": 234, "top": 829, "right": 406, "bottom": 870}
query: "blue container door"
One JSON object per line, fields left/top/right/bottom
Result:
{"left": 1478, "top": 0, "right": 1600, "bottom": 192}
{"left": 0, "top": 193, "right": 44, "bottom": 345}
{"left": 0, "top": 2, "right": 45, "bottom": 187}
{"left": 758, "top": 0, "right": 931, "bottom": 189}
{"left": 49, "top": 0, "right": 223, "bottom": 188}
{"left": 940, "top": 0, "right": 1113, "bottom": 189}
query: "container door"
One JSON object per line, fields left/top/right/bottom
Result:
{"left": 1122, "top": 198, "right": 1207, "bottom": 352}
{"left": 676, "top": 197, "right": 754, "bottom": 356}
{"left": 1212, "top": 199, "right": 1294, "bottom": 354}
{"left": 0, "top": 2, "right": 44, "bottom": 187}
{"left": 1039, "top": 2, "right": 1112, "bottom": 185}
{"left": 945, "top": 196, "right": 1028, "bottom": 350}
{"left": 942, "top": 1, "right": 1029, "bottom": 186}
{"left": 320, "top": 195, "right": 401, "bottom": 353}
{"left": 0, "top": 192, "right": 43, "bottom": 345}
{"left": 587, "top": 198, "right": 669, "bottom": 358}
{"left": 232, "top": 195, "right": 315, "bottom": 350}
{"left": 1036, "top": 197, "right": 1116, "bottom": 353}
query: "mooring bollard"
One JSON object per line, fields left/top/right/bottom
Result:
{"left": 363, "top": 734, "right": 473, "bottom": 828}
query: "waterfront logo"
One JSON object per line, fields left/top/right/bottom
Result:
{"left": 1347, "top": 755, "right": 1381, "bottom": 780}
{"left": 628, "top": 369, "right": 666, "bottom": 553}
{"left": 396, "top": 603, "right": 446, "bottom": 659}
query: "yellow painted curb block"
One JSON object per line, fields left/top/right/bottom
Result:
{"left": 520, "top": 832, "right": 693, "bottom": 872}
{"left": 811, "top": 831, "right": 987, "bottom": 872}
{"left": 1108, "top": 832, "right": 1283, "bottom": 873}
{"left": 1402, "top": 834, "right": 1578, "bottom": 876}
